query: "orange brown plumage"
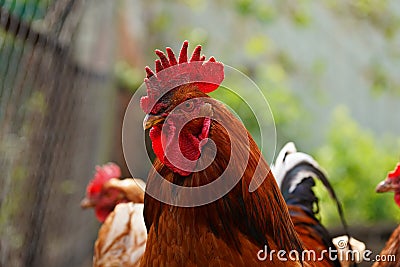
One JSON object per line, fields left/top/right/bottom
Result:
{"left": 140, "top": 42, "right": 311, "bottom": 266}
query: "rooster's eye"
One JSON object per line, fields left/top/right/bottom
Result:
{"left": 182, "top": 101, "right": 194, "bottom": 112}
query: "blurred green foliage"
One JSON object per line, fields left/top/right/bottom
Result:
{"left": 323, "top": 0, "right": 400, "bottom": 39}
{"left": 114, "top": 61, "right": 143, "bottom": 93}
{"left": 254, "top": 62, "right": 306, "bottom": 147}
{"left": 245, "top": 35, "right": 272, "bottom": 58}
{"left": 315, "top": 107, "right": 400, "bottom": 226}
{"left": 367, "top": 62, "right": 400, "bottom": 96}
{"left": 234, "top": 0, "right": 312, "bottom": 26}
{"left": 234, "top": 0, "right": 276, "bottom": 23}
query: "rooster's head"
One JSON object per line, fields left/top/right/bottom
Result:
{"left": 376, "top": 163, "right": 400, "bottom": 207}
{"left": 141, "top": 41, "right": 224, "bottom": 176}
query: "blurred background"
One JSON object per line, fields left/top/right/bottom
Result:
{"left": 0, "top": 0, "right": 400, "bottom": 266}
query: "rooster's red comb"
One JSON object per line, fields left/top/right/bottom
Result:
{"left": 388, "top": 163, "right": 400, "bottom": 179}
{"left": 87, "top": 163, "right": 121, "bottom": 195}
{"left": 140, "top": 41, "right": 224, "bottom": 113}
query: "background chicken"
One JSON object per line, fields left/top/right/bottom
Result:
{"left": 271, "top": 142, "right": 341, "bottom": 267}
{"left": 373, "top": 163, "right": 400, "bottom": 267}
{"left": 81, "top": 163, "right": 147, "bottom": 267}
{"left": 272, "top": 142, "right": 367, "bottom": 267}
{"left": 139, "top": 41, "right": 319, "bottom": 266}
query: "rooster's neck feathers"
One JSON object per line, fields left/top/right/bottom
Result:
{"left": 144, "top": 103, "right": 304, "bottom": 256}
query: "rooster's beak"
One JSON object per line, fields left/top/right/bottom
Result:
{"left": 376, "top": 179, "right": 395, "bottom": 193}
{"left": 143, "top": 114, "right": 165, "bottom": 130}
{"left": 80, "top": 197, "right": 95, "bottom": 209}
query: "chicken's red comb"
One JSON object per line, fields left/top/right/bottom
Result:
{"left": 87, "top": 163, "right": 121, "bottom": 195}
{"left": 140, "top": 41, "right": 224, "bottom": 113}
{"left": 388, "top": 163, "right": 400, "bottom": 179}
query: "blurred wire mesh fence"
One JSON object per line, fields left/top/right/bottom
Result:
{"left": 0, "top": 0, "right": 116, "bottom": 266}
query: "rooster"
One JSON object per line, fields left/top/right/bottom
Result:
{"left": 140, "top": 41, "right": 318, "bottom": 266}
{"left": 373, "top": 163, "right": 400, "bottom": 267}
{"left": 81, "top": 163, "right": 147, "bottom": 267}
{"left": 272, "top": 142, "right": 363, "bottom": 267}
